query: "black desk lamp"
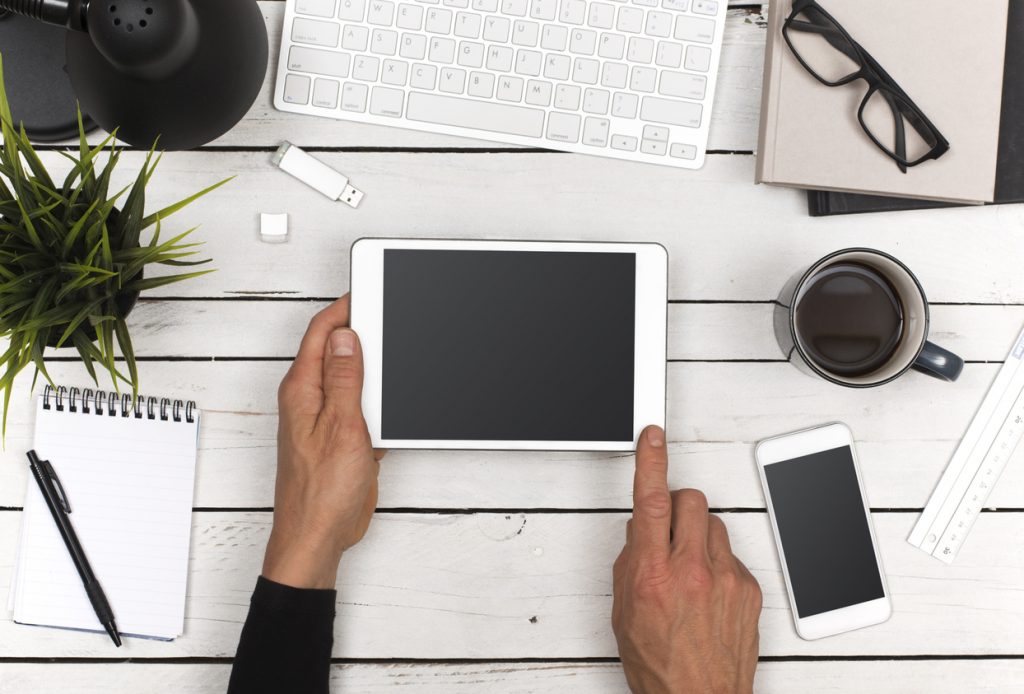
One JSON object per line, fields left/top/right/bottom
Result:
{"left": 0, "top": 0, "right": 269, "bottom": 150}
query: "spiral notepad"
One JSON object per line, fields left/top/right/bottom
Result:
{"left": 8, "top": 386, "right": 200, "bottom": 641}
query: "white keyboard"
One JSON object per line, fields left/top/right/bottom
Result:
{"left": 274, "top": 0, "right": 727, "bottom": 169}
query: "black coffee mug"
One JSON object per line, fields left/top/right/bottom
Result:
{"left": 775, "top": 248, "right": 963, "bottom": 387}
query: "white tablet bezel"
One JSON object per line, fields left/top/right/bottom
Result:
{"left": 755, "top": 423, "right": 892, "bottom": 640}
{"left": 350, "top": 238, "right": 667, "bottom": 451}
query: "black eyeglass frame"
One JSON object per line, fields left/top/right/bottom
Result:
{"left": 782, "top": 0, "right": 950, "bottom": 171}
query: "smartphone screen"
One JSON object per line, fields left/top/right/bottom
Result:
{"left": 764, "top": 445, "right": 885, "bottom": 618}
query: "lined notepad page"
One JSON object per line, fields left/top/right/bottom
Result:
{"left": 10, "top": 395, "right": 199, "bottom": 640}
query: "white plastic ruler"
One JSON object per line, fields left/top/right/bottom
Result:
{"left": 909, "top": 324, "right": 1024, "bottom": 563}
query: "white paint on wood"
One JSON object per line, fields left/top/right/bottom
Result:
{"left": 3, "top": 660, "right": 1023, "bottom": 694}
{"left": 0, "top": 512, "right": 1022, "bottom": 657}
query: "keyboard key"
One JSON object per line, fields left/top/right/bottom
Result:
{"left": 401, "top": 33, "right": 428, "bottom": 58}
{"left": 338, "top": 0, "right": 366, "bottom": 19}
{"left": 515, "top": 49, "right": 543, "bottom": 75}
{"left": 684, "top": 45, "right": 712, "bottom": 72}
{"left": 642, "top": 124, "right": 668, "bottom": 141}
{"left": 411, "top": 62, "right": 438, "bottom": 87}
{"left": 627, "top": 36, "right": 654, "bottom": 63}
{"left": 583, "top": 87, "right": 610, "bottom": 114}
{"left": 661, "top": 0, "right": 687, "bottom": 9}
{"left": 588, "top": 2, "right": 615, "bottom": 29}
{"left": 341, "top": 81, "right": 368, "bottom": 111}
{"left": 655, "top": 40, "right": 682, "bottom": 68}
{"left": 483, "top": 16, "right": 511, "bottom": 41}
{"left": 544, "top": 54, "right": 571, "bottom": 79}
{"left": 407, "top": 92, "right": 546, "bottom": 136}
{"left": 659, "top": 71, "right": 706, "bottom": 99}
{"left": 601, "top": 61, "right": 628, "bottom": 88}
{"left": 342, "top": 24, "right": 369, "bottom": 49}
{"left": 530, "top": 0, "right": 558, "bottom": 20}
{"left": 496, "top": 75, "right": 525, "bottom": 101}
{"left": 645, "top": 11, "right": 672, "bottom": 38}
{"left": 312, "top": 78, "right": 340, "bottom": 107}
{"left": 283, "top": 74, "right": 312, "bottom": 103}
{"left": 692, "top": 0, "right": 718, "bottom": 15}
{"left": 616, "top": 7, "right": 643, "bottom": 33}
{"left": 674, "top": 15, "right": 714, "bottom": 43}
{"left": 670, "top": 142, "right": 697, "bottom": 159}
{"left": 472, "top": 0, "right": 498, "bottom": 9}
{"left": 640, "top": 138, "right": 667, "bottom": 155}
{"left": 425, "top": 7, "right": 453, "bottom": 32}
{"left": 397, "top": 3, "right": 424, "bottom": 27}
{"left": 371, "top": 28, "right": 399, "bottom": 54}
{"left": 367, "top": 0, "right": 396, "bottom": 24}
{"left": 293, "top": 18, "right": 341, "bottom": 47}
{"left": 611, "top": 134, "right": 638, "bottom": 151}
{"left": 554, "top": 83, "right": 581, "bottom": 109}
{"left": 455, "top": 12, "right": 482, "bottom": 37}
{"left": 525, "top": 79, "right": 553, "bottom": 105}
{"left": 440, "top": 66, "right": 468, "bottom": 92}
{"left": 513, "top": 20, "right": 541, "bottom": 47}
{"left": 630, "top": 65, "right": 656, "bottom": 92}
{"left": 583, "top": 117, "right": 610, "bottom": 146}
{"left": 502, "top": 0, "right": 528, "bottom": 15}
{"left": 559, "top": 0, "right": 586, "bottom": 24}
{"left": 370, "top": 85, "right": 405, "bottom": 115}
{"left": 297, "top": 0, "right": 337, "bottom": 18}
{"left": 430, "top": 37, "right": 457, "bottom": 62}
{"left": 486, "top": 45, "right": 514, "bottom": 71}
{"left": 640, "top": 95, "right": 701, "bottom": 127}
{"left": 569, "top": 28, "right": 597, "bottom": 54}
{"left": 458, "top": 41, "right": 485, "bottom": 67}
{"left": 382, "top": 58, "right": 410, "bottom": 84}
{"left": 353, "top": 55, "right": 381, "bottom": 80}
{"left": 541, "top": 24, "right": 568, "bottom": 50}
{"left": 572, "top": 58, "right": 599, "bottom": 84}
{"left": 468, "top": 71, "right": 496, "bottom": 96}
{"left": 546, "top": 111, "right": 581, "bottom": 142}
{"left": 611, "top": 91, "right": 638, "bottom": 117}
{"left": 288, "top": 46, "right": 352, "bottom": 78}
{"left": 632, "top": 0, "right": 657, "bottom": 7}
{"left": 445, "top": 0, "right": 469, "bottom": 6}
{"left": 598, "top": 32, "right": 625, "bottom": 59}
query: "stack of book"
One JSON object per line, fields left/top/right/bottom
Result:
{"left": 756, "top": 0, "right": 1019, "bottom": 216}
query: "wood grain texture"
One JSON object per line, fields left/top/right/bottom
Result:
{"left": 1, "top": 360, "right": 1022, "bottom": 509}
{"left": 0, "top": 512, "right": 1022, "bottom": 658}
{"left": 3, "top": 660, "right": 1023, "bottom": 694}
{"left": 30, "top": 151, "right": 1024, "bottom": 302}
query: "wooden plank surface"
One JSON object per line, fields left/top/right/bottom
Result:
{"left": 2, "top": 360, "right": 1023, "bottom": 510}
{"left": 3, "top": 659, "right": 1023, "bottom": 694}
{"left": 1, "top": 512, "right": 1022, "bottom": 658}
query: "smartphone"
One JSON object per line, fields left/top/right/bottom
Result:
{"left": 755, "top": 423, "right": 892, "bottom": 640}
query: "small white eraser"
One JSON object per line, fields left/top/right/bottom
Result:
{"left": 260, "top": 213, "right": 289, "bottom": 243}
{"left": 272, "top": 141, "right": 364, "bottom": 208}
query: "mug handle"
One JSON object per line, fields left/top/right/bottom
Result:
{"left": 912, "top": 341, "right": 964, "bottom": 382}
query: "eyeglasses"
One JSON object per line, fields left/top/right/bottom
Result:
{"left": 782, "top": 0, "right": 949, "bottom": 173}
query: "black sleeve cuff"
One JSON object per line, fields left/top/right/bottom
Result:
{"left": 251, "top": 575, "right": 338, "bottom": 616}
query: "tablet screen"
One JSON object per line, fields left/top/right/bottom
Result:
{"left": 381, "top": 249, "right": 636, "bottom": 441}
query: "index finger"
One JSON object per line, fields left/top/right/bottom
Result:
{"left": 631, "top": 425, "right": 672, "bottom": 560}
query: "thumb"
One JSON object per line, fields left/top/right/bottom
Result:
{"left": 321, "top": 328, "right": 365, "bottom": 423}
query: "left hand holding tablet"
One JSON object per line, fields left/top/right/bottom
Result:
{"left": 263, "top": 295, "right": 386, "bottom": 590}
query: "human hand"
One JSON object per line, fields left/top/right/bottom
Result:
{"left": 612, "top": 426, "right": 762, "bottom": 694}
{"left": 262, "top": 295, "right": 385, "bottom": 589}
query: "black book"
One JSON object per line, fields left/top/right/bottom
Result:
{"left": 808, "top": 0, "right": 1024, "bottom": 217}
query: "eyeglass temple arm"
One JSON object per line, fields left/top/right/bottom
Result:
{"left": 787, "top": 19, "right": 863, "bottom": 65}
{"left": 877, "top": 89, "right": 908, "bottom": 173}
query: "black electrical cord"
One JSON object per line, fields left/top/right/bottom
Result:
{"left": 0, "top": 0, "right": 86, "bottom": 30}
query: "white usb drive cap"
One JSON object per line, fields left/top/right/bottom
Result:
{"left": 272, "top": 142, "right": 364, "bottom": 208}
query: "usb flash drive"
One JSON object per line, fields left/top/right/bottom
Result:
{"left": 271, "top": 142, "right": 364, "bottom": 208}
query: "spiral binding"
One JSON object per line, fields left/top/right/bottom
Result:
{"left": 41, "top": 385, "right": 196, "bottom": 423}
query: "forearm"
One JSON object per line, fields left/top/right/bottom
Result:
{"left": 227, "top": 576, "right": 337, "bottom": 694}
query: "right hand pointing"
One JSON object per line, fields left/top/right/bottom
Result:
{"left": 612, "top": 425, "right": 762, "bottom": 694}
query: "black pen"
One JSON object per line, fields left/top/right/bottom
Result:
{"left": 26, "top": 450, "right": 121, "bottom": 647}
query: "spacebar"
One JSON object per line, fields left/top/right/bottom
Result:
{"left": 406, "top": 92, "right": 545, "bottom": 138}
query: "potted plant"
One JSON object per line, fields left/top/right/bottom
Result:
{"left": 0, "top": 55, "right": 229, "bottom": 433}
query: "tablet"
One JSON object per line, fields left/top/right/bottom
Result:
{"left": 350, "top": 239, "right": 667, "bottom": 451}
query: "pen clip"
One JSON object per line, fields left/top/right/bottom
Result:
{"left": 41, "top": 459, "right": 72, "bottom": 514}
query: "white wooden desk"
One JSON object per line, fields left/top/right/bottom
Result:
{"left": 2, "top": 2, "right": 1023, "bottom": 691}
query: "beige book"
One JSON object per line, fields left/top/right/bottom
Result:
{"left": 756, "top": 0, "right": 1007, "bottom": 204}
